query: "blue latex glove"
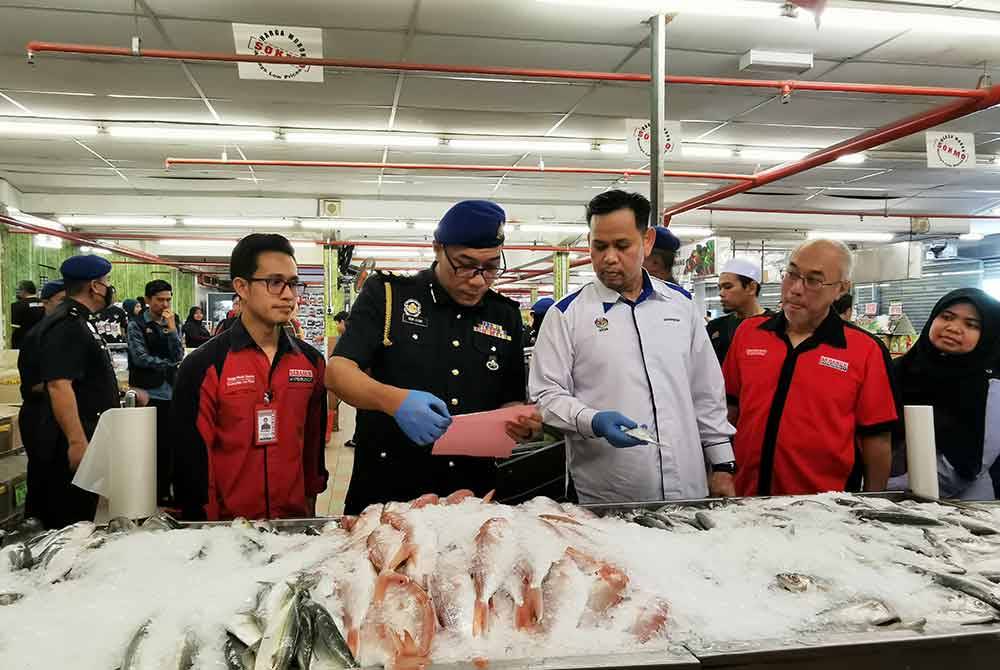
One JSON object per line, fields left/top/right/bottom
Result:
{"left": 591, "top": 411, "right": 647, "bottom": 448}
{"left": 394, "top": 390, "right": 453, "bottom": 445}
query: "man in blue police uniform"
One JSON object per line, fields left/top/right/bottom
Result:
{"left": 643, "top": 226, "right": 682, "bottom": 285}
{"left": 327, "top": 200, "right": 543, "bottom": 513}
{"left": 526, "top": 296, "right": 555, "bottom": 347}
{"left": 17, "top": 255, "right": 121, "bottom": 529}
{"left": 40, "top": 279, "right": 66, "bottom": 315}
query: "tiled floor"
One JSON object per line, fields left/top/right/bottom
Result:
{"left": 315, "top": 404, "right": 356, "bottom": 517}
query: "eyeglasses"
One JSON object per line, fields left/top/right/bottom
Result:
{"left": 442, "top": 247, "right": 506, "bottom": 280}
{"left": 781, "top": 268, "right": 842, "bottom": 291}
{"left": 246, "top": 277, "right": 305, "bottom": 296}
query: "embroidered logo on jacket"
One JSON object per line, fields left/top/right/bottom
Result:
{"left": 819, "top": 356, "right": 849, "bottom": 373}
{"left": 745, "top": 348, "right": 768, "bottom": 357}
{"left": 226, "top": 374, "right": 256, "bottom": 388}
{"left": 288, "top": 368, "right": 314, "bottom": 384}
{"left": 594, "top": 317, "right": 609, "bottom": 332}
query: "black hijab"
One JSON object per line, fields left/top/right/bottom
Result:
{"left": 895, "top": 288, "right": 1000, "bottom": 480}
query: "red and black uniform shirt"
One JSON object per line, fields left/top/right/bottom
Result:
{"left": 722, "top": 309, "right": 899, "bottom": 497}
{"left": 171, "top": 318, "right": 327, "bottom": 521}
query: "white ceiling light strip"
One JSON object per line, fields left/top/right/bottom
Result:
{"left": 285, "top": 131, "right": 438, "bottom": 147}
{"left": 448, "top": 139, "right": 593, "bottom": 153}
{"left": 58, "top": 215, "right": 176, "bottom": 226}
{"left": 108, "top": 125, "right": 275, "bottom": 142}
{"left": 806, "top": 231, "right": 894, "bottom": 242}
{"left": 0, "top": 121, "right": 97, "bottom": 137}
{"left": 182, "top": 217, "right": 295, "bottom": 228}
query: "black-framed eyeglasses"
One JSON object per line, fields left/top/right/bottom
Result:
{"left": 442, "top": 247, "right": 506, "bottom": 281}
{"left": 781, "top": 268, "right": 842, "bottom": 291}
{"left": 247, "top": 277, "right": 306, "bottom": 296}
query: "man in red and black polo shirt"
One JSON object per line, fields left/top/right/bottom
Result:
{"left": 172, "top": 234, "right": 327, "bottom": 520}
{"left": 723, "top": 239, "right": 898, "bottom": 497}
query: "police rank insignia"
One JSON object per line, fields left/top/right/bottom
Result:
{"left": 486, "top": 356, "right": 500, "bottom": 371}
{"left": 595, "top": 316, "right": 609, "bottom": 332}
{"left": 474, "top": 320, "right": 511, "bottom": 341}
{"left": 401, "top": 298, "right": 427, "bottom": 327}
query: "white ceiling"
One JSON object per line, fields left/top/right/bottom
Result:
{"left": 1, "top": 0, "right": 1000, "bottom": 281}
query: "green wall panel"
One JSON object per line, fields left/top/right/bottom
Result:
{"left": 1, "top": 230, "right": 196, "bottom": 347}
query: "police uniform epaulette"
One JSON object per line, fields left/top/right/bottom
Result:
{"left": 376, "top": 270, "right": 414, "bottom": 285}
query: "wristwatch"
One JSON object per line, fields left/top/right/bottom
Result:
{"left": 711, "top": 461, "right": 737, "bottom": 474}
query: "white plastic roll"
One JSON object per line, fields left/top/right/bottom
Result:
{"left": 904, "top": 405, "right": 939, "bottom": 500}
{"left": 73, "top": 407, "right": 157, "bottom": 520}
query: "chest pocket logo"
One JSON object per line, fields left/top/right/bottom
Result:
{"left": 819, "top": 355, "right": 849, "bottom": 373}
{"left": 288, "top": 368, "right": 314, "bottom": 384}
{"left": 594, "top": 317, "right": 609, "bottom": 332}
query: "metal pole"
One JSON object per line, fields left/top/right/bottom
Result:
{"left": 649, "top": 14, "right": 667, "bottom": 227}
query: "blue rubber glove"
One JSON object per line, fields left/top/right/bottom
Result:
{"left": 393, "top": 390, "right": 453, "bottom": 445}
{"left": 591, "top": 411, "right": 647, "bottom": 448}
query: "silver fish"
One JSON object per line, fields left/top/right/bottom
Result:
{"left": 0, "top": 592, "right": 24, "bottom": 606}
{"left": 225, "top": 633, "right": 254, "bottom": 670}
{"left": 819, "top": 599, "right": 900, "bottom": 627}
{"left": 0, "top": 542, "right": 31, "bottom": 571}
{"left": 121, "top": 619, "right": 151, "bottom": 670}
{"left": 930, "top": 572, "right": 1000, "bottom": 611}
{"left": 773, "top": 573, "right": 825, "bottom": 593}
{"left": 106, "top": 517, "right": 137, "bottom": 534}
{"left": 852, "top": 509, "right": 943, "bottom": 527}
{"left": 254, "top": 584, "right": 302, "bottom": 670}
{"left": 942, "top": 515, "right": 1000, "bottom": 537}
{"left": 694, "top": 511, "right": 716, "bottom": 531}
{"left": 141, "top": 512, "right": 180, "bottom": 531}
{"left": 632, "top": 514, "right": 671, "bottom": 531}
{"left": 174, "top": 630, "right": 199, "bottom": 670}
{"left": 228, "top": 611, "right": 264, "bottom": 648}
{"left": 295, "top": 596, "right": 315, "bottom": 670}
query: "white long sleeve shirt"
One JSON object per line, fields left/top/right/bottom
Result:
{"left": 529, "top": 271, "right": 735, "bottom": 504}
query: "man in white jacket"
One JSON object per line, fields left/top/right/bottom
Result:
{"left": 529, "top": 190, "right": 736, "bottom": 504}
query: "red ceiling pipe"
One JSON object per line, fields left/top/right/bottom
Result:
{"left": 495, "top": 257, "right": 592, "bottom": 286}
{"left": 164, "top": 158, "right": 755, "bottom": 182}
{"left": 664, "top": 84, "right": 1000, "bottom": 220}
{"left": 703, "top": 205, "right": 1000, "bottom": 219}
{"left": 1, "top": 215, "right": 199, "bottom": 271}
{"left": 26, "top": 41, "right": 989, "bottom": 99}
{"left": 322, "top": 239, "right": 591, "bottom": 254}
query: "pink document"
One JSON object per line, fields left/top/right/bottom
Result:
{"left": 432, "top": 405, "right": 538, "bottom": 458}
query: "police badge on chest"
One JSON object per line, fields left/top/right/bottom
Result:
{"left": 401, "top": 298, "right": 428, "bottom": 327}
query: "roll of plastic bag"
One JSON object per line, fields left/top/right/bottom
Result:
{"left": 72, "top": 407, "right": 157, "bottom": 521}
{"left": 904, "top": 405, "right": 939, "bottom": 500}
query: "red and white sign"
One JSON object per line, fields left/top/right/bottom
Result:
{"left": 926, "top": 132, "right": 976, "bottom": 169}
{"left": 627, "top": 119, "right": 682, "bottom": 160}
{"left": 864, "top": 302, "right": 879, "bottom": 317}
{"left": 888, "top": 302, "right": 903, "bottom": 317}
{"left": 232, "top": 23, "right": 323, "bottom": 82}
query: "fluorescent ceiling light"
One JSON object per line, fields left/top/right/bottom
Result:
{"left": 960, "top": 233, "right": 984, "bottom": 241}
{"left": 35, "top": 234, "right": 63, "bottom": 249}
{"left": 109, "top": 126, "right": 275, "bottom": 142}
{"left": 411, "top": 222, "right": 438, "bottom": 231}
{"left": 740, "top": 148, "right": 808, "bottom": 162}
{"left": 835, "top": 153, "right": 867, "bottom": 165}
{"left": 6, "top": 208, "right": 64, "bottom": 231}
{"left": 806, "top": 231, "right": 894, "bottom": 242}
{"left": 537, "top": 1, "right": 1000, "bottom": 36}
{"left": 449, "top": 139, "right": 593, "bottom": 153}
{"left": 670, "top": 226, "right": 713, "bottom": 237}
{"left": 159, "top": 240, "right": 231, "bottom": 249}
{"left": 79, "top": 245, "right": 112, "bottom": 255}
{"left": 0, "top": 121, "right": 97, "bottom": 137}
{"left": 58, "top": 215, "right": 176, "bottom": 226}
{"left": 682, "top": 146, "right": 736, "bottom": 160}
{"left": 285, "top": 131, "right": 438, "bottom": 147}
{"left": 301, "top": 220, "right": 408, "bottom": 231}
{"left": 598, "top": 143, "right": 628, "bottom": 155}
{"left": 354, "top": 248, "right": 431, "bottom": 259}
{"left": 519, "top": 224, "right": 590, "bottom": 234}
{"left": 182, "top": 217, "right": 294, "bottom": 228}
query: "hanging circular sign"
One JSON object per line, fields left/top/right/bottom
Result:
{"left": 247, "top": 29, "right": 310, "bottom": 80}
{"left": 934, "top": 133, "right": 971, "bottom": 168}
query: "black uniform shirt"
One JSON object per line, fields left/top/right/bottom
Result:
{"left": 91, "top": 305, "right": 129, "bottom": 344}
{"left": 20, "top": 299, "right": 121, "bottom": 438}
{"left": 10, "top": 297, "right": 45, "bottom": 349}
{"left": 333, "top": 266, "right": 526, "bottom": 510}
{"left": 706, "top": 309, "right": 774, "bottom": 364}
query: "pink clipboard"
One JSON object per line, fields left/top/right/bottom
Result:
{"left": 432, "top": 405, "right": 537, "bottom": 458}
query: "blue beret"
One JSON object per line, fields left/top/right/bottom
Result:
{"left": 653, "top": 226, "right": 681, "bottom": 252}
{"left": 434, "top": 200, "right": 506, "bottom": 249}
{"left": 40, "top": 279, "right": 65, "bottom": 300}
{"left": 61, "top": 254, "right": 112, "bottom": 281}
{"left": 531, "top": 297, "right": 555, "bottom": 316}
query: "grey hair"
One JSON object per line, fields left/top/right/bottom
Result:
{"left": 791, "top": 239, "right": 854, "bottom": 281}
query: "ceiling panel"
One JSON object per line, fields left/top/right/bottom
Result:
{"left": 143, "top": 0, "right": 416, "bottom": 31}
{"left": 406, "top": 34, "right": 636, "bottom": 72}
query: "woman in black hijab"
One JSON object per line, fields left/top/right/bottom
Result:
{"left": 893, "top": 288, "right": 1000, "bottom": 499}
{"left": 182, "top": 306, "right": 212, "bottom": 349}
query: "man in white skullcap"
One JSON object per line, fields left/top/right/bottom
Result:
{"left": 706, "top": 257, "right": 771, "bottom": 363}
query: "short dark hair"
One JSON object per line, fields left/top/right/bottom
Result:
{"left": 17, "top": 280, "right": 37, "bottom": 294}
{"left": 833, "top": 292, "right": 854, "bottom": 314}
{"left": 586, "top": 190, "right": 651, "bottom": 231}
{"left": 64, "top": 278, "right": 90, "bottom": 297}
{"left": 230, "top": 233, "right": 296, "bottom": 281}
{"left": 333, "top": 310, "right": 350, "bottom": 322}
{"left": 145, "top": 279, "right": 173, "bottom": 298}
{"left": 736, "top": 275, "right": 762, "bottom": 297}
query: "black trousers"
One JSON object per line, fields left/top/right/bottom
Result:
{"left": 20, "top": 405, "right": 98, "bottom": 530}
{"left": 148, "top": 398, "right": 173, "bottom": 504}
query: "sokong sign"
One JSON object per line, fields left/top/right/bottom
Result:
{"left": 232, "top": 23, "right": 324, "bottom": 82}
{"left": 925, "top": 131, "right": 976, "bottom": 169}
{"left": 626, "top": 119, "right": 682, "bottom": 160}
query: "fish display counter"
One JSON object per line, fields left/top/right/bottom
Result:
{"left": 2, "top": 492, "right": 1000, "bottom": 670}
